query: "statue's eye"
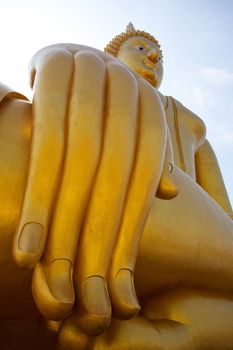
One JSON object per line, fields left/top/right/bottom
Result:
{"left": 134, "top": 45, "right": 146, "bottom": 51}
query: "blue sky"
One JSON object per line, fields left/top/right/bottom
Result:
{"left": 0, "top": 0, "right": 232, "bottom": 205}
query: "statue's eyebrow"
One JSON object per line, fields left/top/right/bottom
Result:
{"left": 133, "top": 38, "right": 157, "bottom": 50}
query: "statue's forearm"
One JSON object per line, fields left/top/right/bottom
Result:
{"left": 0, "top": 96, "right": 31, "bottom": 236}
{"left": 195, "top": 139, "right": 232, "bottom": 213}
{"left": 0, "top": 95, "right": 38, "bottom": 319}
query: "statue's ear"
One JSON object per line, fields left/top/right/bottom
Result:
{"left": 0, "top": 82, "right": 28, "bottom": 108}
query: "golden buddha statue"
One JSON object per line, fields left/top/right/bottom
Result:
{"left": 0, "top": 23, "right": 233, "bottom": 349}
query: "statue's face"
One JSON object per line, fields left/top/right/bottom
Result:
{"left": 117, "top": 36, "right": 163, "bottom": 88}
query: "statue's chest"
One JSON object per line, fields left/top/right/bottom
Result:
{"left": 165, "top": 97, "right": 206, "bottom": 180}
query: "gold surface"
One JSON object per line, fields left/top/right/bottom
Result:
{"left": 0, "top": 27, "right": 233, "bottom": 350}
{"left": 104, "top": 22, "right": 162, "bottom": 60}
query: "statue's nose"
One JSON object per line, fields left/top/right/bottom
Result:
{"left": 147, "top": 50, "right": 159, "bottom": 63}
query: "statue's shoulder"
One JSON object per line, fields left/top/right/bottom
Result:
{"left": 0, "top": 82, "right": 28, "bottom": 108}
{"left": 169, "top": 96, "right": 206, "bottom": 145}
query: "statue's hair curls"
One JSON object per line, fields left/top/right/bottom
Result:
{"left": 104, "top": 22, "right": 162, "bottom": 58}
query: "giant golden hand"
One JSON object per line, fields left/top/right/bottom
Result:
{"left": 12, "top": 44, "right": 176, "bottom": 335}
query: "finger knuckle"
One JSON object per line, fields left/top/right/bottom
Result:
{"left": 74, "top": 50, "right": 105, "bottom": 68}
{"left": 38, "top": 49, "right": 73, "bottom": 71}
{"left": 107, "top": 61, "right": 137, "bottom": 87}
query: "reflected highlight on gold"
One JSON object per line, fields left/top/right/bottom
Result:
{"left": 0, "top": 23, "right": 232, "bottom": 349}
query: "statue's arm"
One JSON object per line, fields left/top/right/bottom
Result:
{"left": 195, "top": 139, "right": 232, "bottom": 217}
{"left": 0, "top": 82, "right": 29, "bottom": 105}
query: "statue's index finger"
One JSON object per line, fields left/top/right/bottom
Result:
{"left": 13, "top": 49, "right": 74, "bottom": 268}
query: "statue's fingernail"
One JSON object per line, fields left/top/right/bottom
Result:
{"left": 82, "top": 276, "right": 111, "bottom": 317}
{"left": 114, "top": 269, "right": 140, "bottom": 315}
{"left": 46, "top": 259, "right": 75, "bottom": 304}
{"left": 18, "top": 222, "right": 44, "bottom": 253}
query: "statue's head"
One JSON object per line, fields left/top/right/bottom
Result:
{"left": 105, "top": 23, "right": 163, "bottom": 88}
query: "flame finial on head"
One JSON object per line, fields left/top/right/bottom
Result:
{"left": 126, "top": 22, "right": 136, "bottom": 32}
{"left": 104, "top": 23, "right": 163, "bottom": 59}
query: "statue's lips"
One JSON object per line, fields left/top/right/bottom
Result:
{"left": 144, "top": 59, "right": 156, "bottom": 69}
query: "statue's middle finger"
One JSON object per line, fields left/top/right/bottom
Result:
{"left": 73, "top": 60, "right": 139, "bottom": 335}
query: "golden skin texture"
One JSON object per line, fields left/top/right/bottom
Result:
{"left": 0, "top": 39, "right": 233, "bottom": 349}
{"left": 117, "top": 37, "right": 163, "bottom": 88}
{"left": 117, "top": 37, "right": 232, "bottom": 210}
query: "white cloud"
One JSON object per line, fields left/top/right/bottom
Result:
{"left": 190, "top": 85, "right": 219, "bottom": 114}
{"left": 201, "top": 67, "right": 233, "bottom": 85}
{"left": 193, "top": 86, "right": 212, "bottom": 110}
{"left": 208, "top": 125, "right": 233, "bottom": 146}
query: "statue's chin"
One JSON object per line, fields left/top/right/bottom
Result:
{"left": 145, "top": 76, "right": 157, "bottom": 87}
{"left": 138, "top": 69, "right": 157, "bottom": 87}
{"left": 143, "top": 74, "right": 157, "bottom": 87}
